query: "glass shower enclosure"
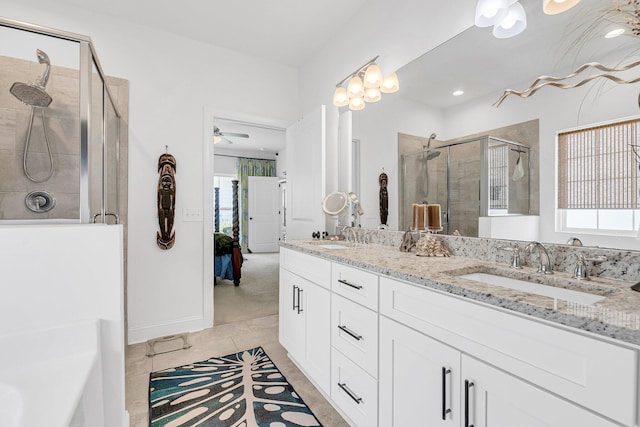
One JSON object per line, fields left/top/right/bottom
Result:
{"left": 400, "top": 136, "right": 531, "bottom": 236}
{"left": 0, "top": 17, "right": 121, "bottom": 224}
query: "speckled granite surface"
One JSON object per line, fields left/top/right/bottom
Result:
{"left": 281, "top": 239, "right": 640, "bottom": 346}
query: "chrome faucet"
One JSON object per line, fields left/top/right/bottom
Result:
{"left": 342, "top": 226, "right": 358, "bottom": 244}
{"left": 524, "top": 241, "right": 553, "bottom": 274}
{"left": 573, "top": 254, "right": 607, "bottom": 280}
{"left": 498, "top": 243, "right": 522, "bottom": 269}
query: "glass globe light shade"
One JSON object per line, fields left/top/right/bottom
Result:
{"left": 347, "top": 75, "right": 365, "bottom": 98}
{"left": 349, "top": 96, "right": 366, "bottom": 111}
{"left": 380, "top": 72, "right": 399, "bottom": 93}
{"left": 475, "top": 0, "right": 510, "bottom": 27}
{"left": 543, "top": 0, "right": 580, "bottom": 15}
{"left": 363, "top": 64, "right": 383, "bottom": 88}
{"left": 333, "top": 86, "right": 349, "bottom": 107}
{"left": 493, "top": 2, "right": 527, "bottom": 39}
{"left": 364, "top": 87, "right": 382, "bottom": 103}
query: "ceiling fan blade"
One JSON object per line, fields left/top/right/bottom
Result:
{"left": 220, "top": 131, "right": 249, "bottom": 138}
{"left": 221, "top": 136, "right": 234, "bottom": 144}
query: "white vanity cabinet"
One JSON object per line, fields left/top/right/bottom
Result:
{"left": 279, "top": 246, "right": 639, "bottom": 427}
{"left": 380, "top": 316, "right": 619, "bottom": 427}
{"left": 278, "top": 248, "right": 331, "bottom": 394}
{"left": 379, "top": 276, "right": 638, "bottom": 427}
{"left": 329, "top": 264, "right": 379, "bottom": 427}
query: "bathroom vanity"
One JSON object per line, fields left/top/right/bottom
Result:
{"left": 279, "top": 239, "right": 640, "bottom": 427}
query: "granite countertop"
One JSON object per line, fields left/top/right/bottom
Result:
{"left": 281, "top": 240, "right": 640, "bottom": 347}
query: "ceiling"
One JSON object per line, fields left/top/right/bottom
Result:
{"left": 53, "top": 0, "right": 368, "bottom": 67}
{"left": 214, "top": 118, "right": 286, "bottom": 154}
{"left": 398, "top": 1, "right": 636, "bottom": 110}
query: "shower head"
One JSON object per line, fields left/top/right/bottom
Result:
{"left": 426, "top": 150, "right": 440, "bottom": 160}
{"left": 9, "top": 49, "right": 53, "bottom": 108}
{"left": 427, "top": 133, "right": 437, "bottom": 148}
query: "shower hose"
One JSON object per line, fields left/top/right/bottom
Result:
{"left": 23, "top": 107, "right": 54, "bottom": 183}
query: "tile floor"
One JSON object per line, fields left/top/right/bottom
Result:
{"left": 125, "top": 314, "right": 348, "bottom": 427}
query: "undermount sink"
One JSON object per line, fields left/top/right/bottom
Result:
{"left": 307, "top": 240, "right": 351, "bottom": 249}
{"left": 459, "top": 272, "right": 607, "bottom": 305}
{"left": 316, "top": 243, "right": 350, "bottom": 249}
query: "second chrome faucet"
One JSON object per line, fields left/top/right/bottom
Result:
{"left": 524, "top": 241, "right": 553, "bottom": 274}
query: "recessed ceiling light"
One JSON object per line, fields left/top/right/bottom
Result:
{"left": 453, "top": 90, "right": 465, "bottom": 97}
{"left": 605, "top": 28, "right": 625, "bottom": 39}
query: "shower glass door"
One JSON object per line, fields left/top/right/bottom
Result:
{"left": 447, "top": 140, "right": 482, "bottom": 236}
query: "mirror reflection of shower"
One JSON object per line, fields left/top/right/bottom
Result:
{"left": 421, "top": 133, "right": 440, "bottom": 203}
{"left": 10, "top": 49, "right": 55, "bottom": 183}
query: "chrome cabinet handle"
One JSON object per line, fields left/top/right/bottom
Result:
{"left": 292, "top": 285, "right": 298, "bottom": 311}
{"left": 338, "top": 279, "right": 363, "bottom": 290}
{"left": 465, "top": 380, "right": 475, "bottom": 427}
{"left": 442, "top": 367, "right": 452, "bottom": 420}
{"left": 338, "top": 325, "right": 363, "bottom": 341}
{"left": 338, "top": 383, "right": 363, "bottom": 404}
{"left": 297, "top": 288, "right": 303, "bottom": 314}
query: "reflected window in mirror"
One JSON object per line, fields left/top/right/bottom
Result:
{"left": 557, "top": 117, "right": 640, "bottom": 237}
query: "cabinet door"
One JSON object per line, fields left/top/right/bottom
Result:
{"left": 278, "top": 269, "right": 304, "bottom": 360}
{"left": 379, "top": 316, "right": 461, "bottom": 427}
{"left": 462, "top": 355, "right": 619, "bottom": 427}
{"left": 301, "top": 279, "right": 331, "bottom": 394}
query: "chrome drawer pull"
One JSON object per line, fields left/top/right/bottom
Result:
{"left": 465, "top": 379, "right": 475, "bottom": 427}
{"left": 338, "top": 382, "right": 363, "bottom": 404}
{"left": 338, "top": 325, "right": 363, "bottom": 341}
{"left": 338, "top": 279, "right": 363, "bottom": 290}
{"left": 442, "top": 367, "right": 452, "bottom": 420}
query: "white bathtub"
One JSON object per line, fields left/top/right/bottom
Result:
{"left": 0, "top": 320, "right": 103, "bottom": 427}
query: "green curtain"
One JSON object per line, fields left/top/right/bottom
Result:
{"left": 237, "top": 157, "right": 277, "bottom": 251}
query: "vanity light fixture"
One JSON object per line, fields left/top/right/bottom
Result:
{"left": 332, "top": 56, "right": 400, "bottom": 110}
{"left": 493, "top": 1, "right": 527, "bottom": 38}
{"left": 605, "top": 28, "right": 625, "bottom": 39}
{"left": 452, "top": 89, "right": 465, "bottom": 96}
{"left": 542, "top": 0, "right": 581, "bottom": 15}
{"left": 475, "top": 0, "right": 510, "bottom": 27}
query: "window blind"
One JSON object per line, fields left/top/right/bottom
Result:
{"left": 558, "top": 118, "right": 640, "bottom": 209}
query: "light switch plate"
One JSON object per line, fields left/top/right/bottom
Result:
{"left": 183, "top": 208, "right": 203, "bottom": 222}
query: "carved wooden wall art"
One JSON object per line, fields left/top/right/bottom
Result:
{"left": 379, "top": 170, "right": 389, "bottom": 226}
{"left": 157, "top": 152, "right": 176, "bottom": 250}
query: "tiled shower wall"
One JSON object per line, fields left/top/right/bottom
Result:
{"left": 0, "top": 54, "right": 128, "bottom": 222}
{"left": 398, "top": 119, "right": 540, "bottom": 237}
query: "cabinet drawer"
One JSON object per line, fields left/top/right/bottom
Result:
{"left": 331, "top": 348, "right": 378, "bottom": 427}
{"left": 331, "top": 294, "right": 378, "bottom": 378}
{"left": 380, "top": 276, "right": 638, "bottom": 426}
{"left": 331, "top": 262, "right": 379, "bottom": 310}
{"left": 280, "top": 247, "right": 331, "bottom": 289}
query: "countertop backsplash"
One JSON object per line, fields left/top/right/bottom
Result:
{"left": 332, "top": 227, "right": 640, "bottom": 283}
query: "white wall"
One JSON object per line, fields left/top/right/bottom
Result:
{"left": 0, "top": 224, "right": 125, "bottom": 427}
{"left": 444, "top": 74, "right": 640, "bottom": 250}
{"left": 0, "top": 0, "right": 299, "bottom": 343}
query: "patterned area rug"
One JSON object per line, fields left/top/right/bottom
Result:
{"left": 149, "top": 347, "right": 322, "bottom": 427}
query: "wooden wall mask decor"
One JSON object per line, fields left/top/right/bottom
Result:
{"left": 379, "top": 170, "right": 389, "bottom": 227}
{"left": 157, "top": 152, "right": 176, "bottom": 250}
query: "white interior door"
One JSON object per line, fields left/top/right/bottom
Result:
{"left": 285, "top": 106, "right": 326, "bottom": 239}
{"left": 248, "top": 176, "right": 280, "bottom": 252}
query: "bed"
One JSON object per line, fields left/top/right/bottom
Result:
{"left": 214, "top": 180, "right": 242, "bottom": 286}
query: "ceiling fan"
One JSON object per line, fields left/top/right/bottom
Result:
{"left": 213, "top": 126, "right": 250, "bottom": 144}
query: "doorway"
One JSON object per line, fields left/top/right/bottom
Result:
{"left": 206, "top": 111, "right": 288, "bottom": 326}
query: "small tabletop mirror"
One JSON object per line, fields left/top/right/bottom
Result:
{"left": 322, "top": 191, "right": 348, "bottom": 217}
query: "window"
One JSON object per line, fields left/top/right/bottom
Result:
{"left": 557, "top": 118, "right": 640, "bottom": 236}
{"left": 488, "top": 144, "right": 509, "bottom": 214}
{"left": 214, "top": 175, "right": 236, "bottom": 235}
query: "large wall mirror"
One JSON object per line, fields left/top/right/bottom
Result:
{"left": 351, "top": 1, "right": 640, "bottom": 250}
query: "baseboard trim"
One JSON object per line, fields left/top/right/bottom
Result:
{"left": 127, "top": 316, "right": 206, "bottom": 344}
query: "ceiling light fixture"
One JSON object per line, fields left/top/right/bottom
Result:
{"left": 605, "top": 28, "right": 625, "bottom": 39}
{"left": 333, "top": 56, "right": 400, "bottom": 111}
{"left": 453, "top": 90, "right": 465, "bottom": 96}
{"left": 542, "top": 0, "right": 580, "bottom": 15}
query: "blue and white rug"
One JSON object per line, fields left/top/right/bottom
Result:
{"left": 149, "top": 346, "right": 322, "bottom": 427}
